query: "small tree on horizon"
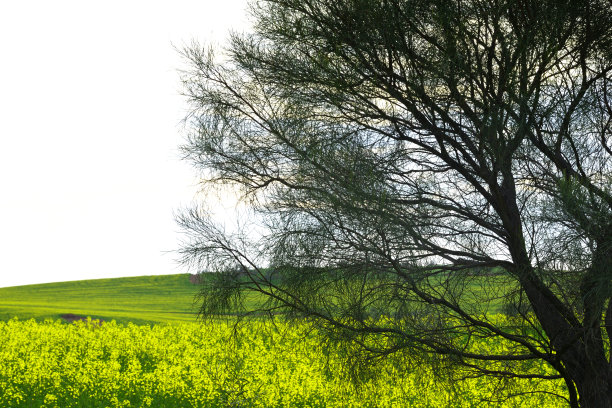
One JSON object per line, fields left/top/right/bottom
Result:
{"left": 178, "top": 0, "right": 612, "bottom": 406}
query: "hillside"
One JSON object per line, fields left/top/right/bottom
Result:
{"left": 0, "top": 274, "right": 202, "bottom": 324}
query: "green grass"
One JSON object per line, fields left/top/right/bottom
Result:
{"left": 0, "top": 270, "right": 514, "bottom": 326}
{"left": 0, "top": 274, "right": 203, "bottom": 325}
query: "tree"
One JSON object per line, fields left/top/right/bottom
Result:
{"left": 178, "top": 0, "right": 612, "bottom": 406}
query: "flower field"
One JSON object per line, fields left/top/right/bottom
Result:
{"left": 0, "top": 318, "right": 567, "bottom": 407}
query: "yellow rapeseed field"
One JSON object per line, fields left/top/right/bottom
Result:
{"left": 0, "top": 318, "right": 567, "bottom": 407}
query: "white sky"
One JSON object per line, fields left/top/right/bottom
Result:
{"left": 0, "top": 0, "right": 249, "bottom": 288}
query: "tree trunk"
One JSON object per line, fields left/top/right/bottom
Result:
{"left": 570, "top": 361, "right": 612, "bottom": 408}
{"left": 572, "top": 241, "right": 612, "bottom": 407}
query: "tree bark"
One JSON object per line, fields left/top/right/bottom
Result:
{"left": 571, "top": 360, "right": 612, "bottom": 408}
{"left": 556, "top": 239, "right": 612, "bottom": 407}
{"left": 571, "top": 242, "right": 612, "bottom": 407}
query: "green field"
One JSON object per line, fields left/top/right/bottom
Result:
{"left": 0, "top": 274, "right": 569, "bottom": 407}
{"left": 0, "top": 271, "right": 517, "bottom": 326}
{"left": 0, "top": 274, "right": 202, "bottom": 325}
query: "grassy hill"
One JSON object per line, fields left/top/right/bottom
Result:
{"left": 0, "top": 274, "right": 203, "bottom": 325}
{"left": 0, "top": 271, "right": 512, "bottom": 326}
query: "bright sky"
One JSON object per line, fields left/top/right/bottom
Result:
{"left": 0, "top": 1, "right": 249, "bottom": 288}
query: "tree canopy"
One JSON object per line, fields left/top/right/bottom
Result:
{"left": 178, "top": 0, "right": 612, "bottom": 406}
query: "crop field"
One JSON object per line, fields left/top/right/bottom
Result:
{"left": 0, "top": 274, "right": 568, "bottom": 407}
{"left": 0, "top": 317, "right": 567, "bottom": 408}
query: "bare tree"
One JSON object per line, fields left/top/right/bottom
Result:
{"left": 178, "top": 0, "right": 612, "bottom": 406}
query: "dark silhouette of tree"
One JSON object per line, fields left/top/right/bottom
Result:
{"left": 178, "top": 0, "right": 612, "bottom": 406}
